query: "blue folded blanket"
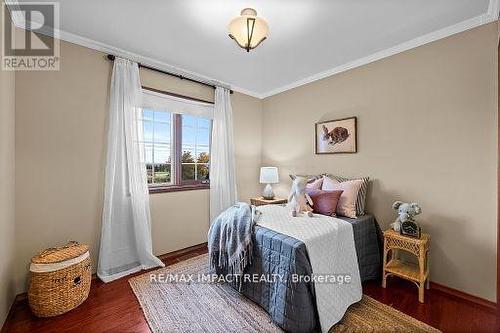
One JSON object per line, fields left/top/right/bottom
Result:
{"left": 208, "top": 202, "right": 255, "bottom": 276}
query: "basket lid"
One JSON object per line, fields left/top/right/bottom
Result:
{"left": 31, "top": 241, "right": 89, "bottom": 264}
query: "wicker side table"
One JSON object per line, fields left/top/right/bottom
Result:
{"left": 382, "top": 229, "right": 430, "bottom": 303}
{"left": 250, "top": 197, "right": 287, "bottom": 207}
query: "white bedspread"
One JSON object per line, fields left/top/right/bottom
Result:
{"left": 256, "top": 205, "right": 362, "bottom": 332}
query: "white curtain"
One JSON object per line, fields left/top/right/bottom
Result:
{"left": 98, "top": 58, "right": 164, "bottom": 282}
{"left": 210, "top": 87, "right": 238, "bottom": 221}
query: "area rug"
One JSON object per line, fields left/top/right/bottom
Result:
{"left": 129, "top": 254, "right": 440, "bottom": 333}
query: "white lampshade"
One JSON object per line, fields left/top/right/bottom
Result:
{"left": 260, "top": 167, "right": 279, "bottom": 184}
{"left": 228, "top": 8, "right": 269, "bottom": 52}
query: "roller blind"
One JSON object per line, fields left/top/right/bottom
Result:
{"left": 141, "top": 89, "right": 214, "bottom": 119}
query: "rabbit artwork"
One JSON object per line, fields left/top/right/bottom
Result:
{"left": 288, "top": 176, "right": 314, "bottom": 217}
{"left": 322, "top": 125, "right": 349, "bottom": 145}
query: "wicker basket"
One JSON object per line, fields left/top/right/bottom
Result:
{"left": 28, "top": 241, "right": 91, "bottom": 317}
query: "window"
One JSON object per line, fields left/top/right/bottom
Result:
{"left": 142, "top": 109, "right": 173, "bottom": 186}
{"left": 140, "top": 108, "right": 211, "bottom": 193}
{"left": 181, "top": 114, "right": 211, "bottom": 183}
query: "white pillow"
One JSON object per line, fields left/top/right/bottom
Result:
{"left": 322, "top": 177, "right": 363, "bottom": 218}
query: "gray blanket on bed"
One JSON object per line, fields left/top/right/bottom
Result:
{"left": 208, "top": 202, "right": 255, "bottom": 275}
{"left": 224, "top": 214, "right": 382, "bottom": 333}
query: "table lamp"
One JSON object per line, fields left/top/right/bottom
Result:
{"left": 260, "top": 167, "right": 279, "bottom": 200}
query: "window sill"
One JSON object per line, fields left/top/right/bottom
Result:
{"left": 149, "top": 184, "right": 210, "bottom": 194}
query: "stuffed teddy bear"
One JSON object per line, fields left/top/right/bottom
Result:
{"left": 288, "top": 176, "right": 314, "bottom": 217}
{"left": 391, "top": 201, "right": 422, "bottom": 232}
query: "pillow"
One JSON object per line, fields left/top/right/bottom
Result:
{"left": 322, "top": 177, "right": 363, "bottom": 218}
{"left": 305, "top": 178, "right": 323, "bottom": 190}
{"left": 324, "top": 174, "right": 369, "bottom": 216}
{"left": 306, "top": 189, "right": 343, "bottom": 217}
{"left": 289, "top": 174, "right": 323, "bottom": 181}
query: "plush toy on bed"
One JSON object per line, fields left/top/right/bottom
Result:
{"left": 288, "top": 176, "right": 314, "bottom": 217}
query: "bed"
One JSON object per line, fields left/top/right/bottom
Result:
{"left": 220, "top": 210, "right": 382, "bottom": 333}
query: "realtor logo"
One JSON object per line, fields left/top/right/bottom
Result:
{"left": 2, "top": 2, "right": 60, "bottom": 70}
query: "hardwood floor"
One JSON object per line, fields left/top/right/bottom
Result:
{"left": 2, "top": 245, "right": 498, "bottom": 333}
{"left": 364, "top": 279, "right": 498, "bottom": 333}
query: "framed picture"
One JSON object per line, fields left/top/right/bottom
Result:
{"left": 315, "top": 116, "right": 357, "bottom": 154}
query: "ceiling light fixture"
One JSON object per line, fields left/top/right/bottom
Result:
{"left": 228, "top": 8, "right": 268, "bottom": 52}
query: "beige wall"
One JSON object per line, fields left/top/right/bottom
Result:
{"left": 0, "top": 7, "right": 16, "bottom": 327}
{"left": 262, "top": 23, "right": 498, "bottom": 301}
{"left": 10, "top": 18, "right": 498, "bottom": 304}
{"left": 14, "top": 40, "right": 263, "bottom": 293}
{"left": 149, "top": 90, "right": 262, "bottom": 256}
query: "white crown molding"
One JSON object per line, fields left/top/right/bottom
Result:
{"left": 226, "top": 84, "right": 266, "bottom": 99}
{"left": 5, "top": 0, "right": 498, "bottom": 100}
{"left": 488, "top": 0, "right": 500, "bottom": 20}
{"left": 57, "top": 32, "right": 264, "bottom": 99}
{"left": 50, "top": 29, "right": 248, "bottom": 93}
{"left": 262, "top": 4, "right": 499, "bottom": 98}
{"left": 4, "top": 0, "right": 264, "bottom": 97}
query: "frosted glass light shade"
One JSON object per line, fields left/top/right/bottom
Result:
{"left": 228, "top": 8, "right": 269, "bottom": 52}
{"left": 260, "top": 167, "right": 279, "bottom": 184}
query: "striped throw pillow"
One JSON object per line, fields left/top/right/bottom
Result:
{"left": 289, "top": 174, "right": 323, "bottom": 181}
{"left": 324, "top": 174, "right": 369, "bottom": 216}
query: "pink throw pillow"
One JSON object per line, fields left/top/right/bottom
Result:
{"left": 305, "top": 178, "right": 323, "bottom": 190}
{"left": 307, "top": 189, "right": 343, "bottom": 217}
{"left": 322, "top": 177, "right": 363, "bottom": 218}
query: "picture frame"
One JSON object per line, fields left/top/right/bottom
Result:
{"left": 315, "top": 116, "right": 357, "bottom": 154}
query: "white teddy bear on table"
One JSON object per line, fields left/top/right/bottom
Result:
{"left": 288, "top": 176, "right": 314, "bottom": 217}
{"left": 391, "top": 201, "right": 422, "bottom": 232}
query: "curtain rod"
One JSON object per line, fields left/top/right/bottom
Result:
{"left": 106, "top": 54, "right": 233, "bottom": 94}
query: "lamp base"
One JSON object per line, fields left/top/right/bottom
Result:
{"left": 262, "top": 184, "right": 275, "bottom": 200}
